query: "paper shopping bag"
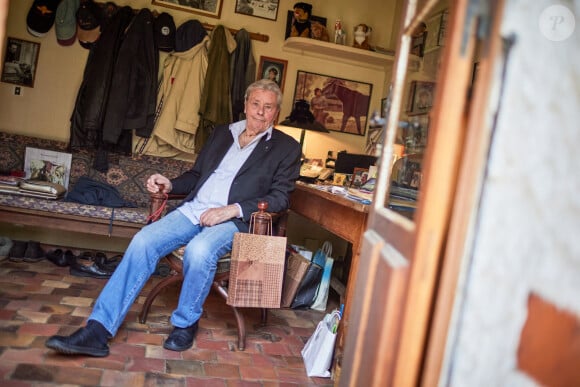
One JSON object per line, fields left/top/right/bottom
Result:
{"left": 227, "top": 232, "right": 287, "bottom": 308}
{"left": 281, "top": 251, "right": 311, "bottom": 308}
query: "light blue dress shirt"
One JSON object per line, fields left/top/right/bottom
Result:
{"left": 178, "top": 120, "right": 273, "bottom": 225}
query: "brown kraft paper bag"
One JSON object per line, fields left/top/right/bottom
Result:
{"left": 281, "top": 252, "right": 311, "bottom": 308}
{"left": 227, "top": 232, "right": 287, "bottom": 308}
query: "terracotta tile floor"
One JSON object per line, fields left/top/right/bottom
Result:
{"left": 0, "top": 254, "right": 337, "bottom": 386}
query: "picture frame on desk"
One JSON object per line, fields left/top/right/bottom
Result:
{"left": 351, "top": 168, "right": 369, "bottom": 188}
{"left": 152, "top": 0, "right": 223, "bottom": 19}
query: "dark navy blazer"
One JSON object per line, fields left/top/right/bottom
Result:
{"left": 170, "top": 123, "right": 301, "bottom": 232}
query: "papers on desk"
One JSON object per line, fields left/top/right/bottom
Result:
{"left": 302, "top": 183, "right": 373, "bottom": 204}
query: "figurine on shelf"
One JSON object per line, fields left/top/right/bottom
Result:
{"left": 353, "top": 23, "right": 372, "bottom": 50}
{"left": 311, "top": 21, "right": 330, "bottom": 41}
{"left": 290, "top": 2, "right": 313, "bottom": 38}
{"left": 334, "top": 18, "right": 346, "bottom": 45}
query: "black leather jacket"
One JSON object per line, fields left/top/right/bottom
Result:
{"left": 69, "top": 6, "right": 134, "bottom": 150}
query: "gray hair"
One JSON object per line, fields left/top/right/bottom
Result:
{"left": 245, "top": 79, "right": 283, "bottom": 109}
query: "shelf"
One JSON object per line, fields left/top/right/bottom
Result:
{"left": 282, "top": 37, "right": 395, "bottom": 70}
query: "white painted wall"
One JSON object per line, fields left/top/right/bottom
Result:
{"left": 443, "top": 1, "right": 580, "bottom": 385}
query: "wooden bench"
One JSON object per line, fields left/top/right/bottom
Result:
{"left": 0, "top": 131, "right": 194, "bottom": 239}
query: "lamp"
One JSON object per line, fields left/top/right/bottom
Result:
{"left": 277, "top": 99, "right": 329, "bottom": 151}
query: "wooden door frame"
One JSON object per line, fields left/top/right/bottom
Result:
{"left": 421, "top": 0, "right": 506, "bottom": 384}
{"left": 340, "top": 0, "right": 477, "bottom": 384}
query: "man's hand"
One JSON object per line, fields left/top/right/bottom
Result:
{"left": 146, "top": 174, "right": 172, "bottom": 194}
{"left": 199, "top": 205, "right": 240, "bottom": 227}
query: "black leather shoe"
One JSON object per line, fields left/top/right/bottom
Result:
{"left": 47, "top": 249, "right": 68, "bottom": 267}
{"left": 45, "top": 327, "right": 109, "bottom": 357}
{"left": 94, "top": 252, "right": 121, "bottom": 272}
{"left": 69, "top": 260, "right": 114, "bottom": 279}
{"left": 163, "top": 322, "right": 199, "bottom": 351}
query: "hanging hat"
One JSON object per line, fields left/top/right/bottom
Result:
{"left": 155, "top": 12, "right": 176, "bottom": 52}
{"left": 77, "top": 0, "right": 103, "bottom": 49}
{"left": 55, "top": 0, "right": 80, "bottom": 46}
{"left": 27, "top": 0, "right": 61, "bottom": 38}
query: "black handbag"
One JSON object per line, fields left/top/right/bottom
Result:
{"left": 290, "top": 261, "right": 323, "bottom": 309}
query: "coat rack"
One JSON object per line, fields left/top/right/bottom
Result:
{"left": 201, "top": 22, "right": 269, "bottom": 43}
{"left": 118, "top": 5, "right": 270, "bottom": 43}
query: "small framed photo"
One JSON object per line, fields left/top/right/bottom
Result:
{"left": 284, "top": 10, "right": 327, "bottom": 39}
{"left": 257, "top": 56, "right": 288, "bottom": 91}
{"left": 351, "top": 167, "right": 369, "bottom": 188}
{"left": 152, "top": 0, "right": 223, "bottom": 19}
{"left": 424, "top": 9, "right": 449, "bottom": 53}
{"left": 235, "top": 0, "right": 279, "bottom": 21}
{"left": 406, "top": 81, "right": 436, "bottom": 115}
{"left": 410, "top": 31, "right": 427, "bottom": 57}
{"left": 1, "top": 37, "right": 40, "bottom": 88}
{"left": 380, "top": 97, "right": 388, "bottom": 118}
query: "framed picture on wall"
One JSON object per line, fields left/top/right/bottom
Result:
{"left": 235, "top": 0, "right": 279, "bottom": 21}
{"left": 424, "top": 9, "right": 449, "bottom": 52}
{"left": 257, "top": 56, "right": 288, "bottom": 91}
{"left": 1, "top": 37, "right": 40, "bottom": 88}
{"left": 406, "top": 81, "right": 436, "bottom": 115}
{"left": 284, "top": 11, "right": 327, "bottom": 39}
{"left": 152, "top": 0, "right": 223, "bottom": 19}
{"left": 290, "top": 70, "right": 373, "bottom": 136}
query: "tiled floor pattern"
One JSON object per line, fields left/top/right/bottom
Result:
{"left": 0, "top": 256, "right": 336, "bottom": 386}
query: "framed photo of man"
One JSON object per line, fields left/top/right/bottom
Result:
{"left": 257, "top": 56, "right": 288, "bottom": 92}
{"left": 1, "top": 37, "right": 40, "bottom": 88}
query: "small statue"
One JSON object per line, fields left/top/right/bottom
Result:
{"left": 290, "top": 2, "right": 313, "bottom": 38}
{"left": 334, "top": 18, "right": 346, "bottom": 45}
{"left": 353, "top": 23, "right": 372, "bottom": 50}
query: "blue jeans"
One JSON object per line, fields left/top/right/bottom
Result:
{"left": 89, "top": 210, "right": 238, "bottom": 336}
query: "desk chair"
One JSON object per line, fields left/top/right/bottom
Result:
{"left": 139, "top": 189, "right": 288, "bottom": 350}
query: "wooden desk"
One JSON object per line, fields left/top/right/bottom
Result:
{"left": 289, "top": 183, "right": 369, "bottom": 342}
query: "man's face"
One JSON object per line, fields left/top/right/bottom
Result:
{"left": 244, "top": 89, "right": 279, "bottom": 134}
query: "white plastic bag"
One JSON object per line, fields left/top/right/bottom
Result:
{"left": 301, "top": 310, "right": 341, "bottom": 377}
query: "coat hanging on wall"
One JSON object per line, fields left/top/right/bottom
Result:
{"left": 140, "top": 19, "right": 209, "bottom": 160}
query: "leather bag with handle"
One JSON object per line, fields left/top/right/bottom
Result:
{"left": 290, "top": 241, "right": 332, "bottom": 309}
{"left": 227, "top": 202, "right": 287, "bottom": 308}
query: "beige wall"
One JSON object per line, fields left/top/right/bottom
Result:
{"left": 0, "top": 0, "right": 401, "bottom": 161}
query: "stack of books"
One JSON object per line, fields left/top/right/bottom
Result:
{"left": 0, "top": 176, "right": 66, "bottom": 199}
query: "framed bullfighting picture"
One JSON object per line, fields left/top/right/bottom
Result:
{"left": 289, "top": 70, "right": 372, "bottom": 136}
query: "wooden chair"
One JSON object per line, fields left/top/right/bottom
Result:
{"left": 139, "top": 187, "right": 288, "bottom": 350}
